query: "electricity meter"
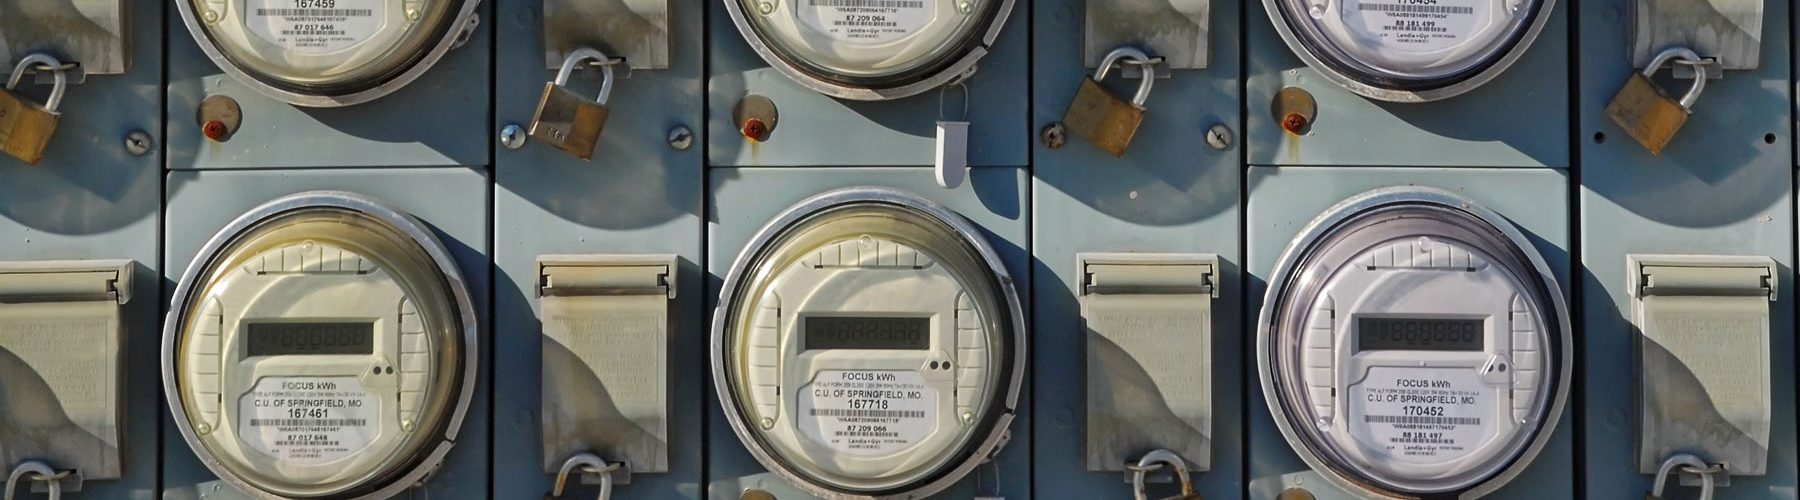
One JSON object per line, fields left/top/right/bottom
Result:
{"left": 175, "top": 0, "right": 481, "bottom": 106}
{"left": 1257, "top": 187, "right": 1570, "bottom": 498}
{"left": 1262, "top": 0, "right": 1555, "bottom": 101}
{"left": 722, "top": 0, "right": 1017, "bottom": 100}
{"left": 163, "top": 191, "right": 477, "bottom": 500}
{"left": 711, "top": 187, "right": 1024, "bottom": 499}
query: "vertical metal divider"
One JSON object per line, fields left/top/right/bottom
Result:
{"left": 1565, "top": 0, "right": 1584, "bottom": 497}
{"left": 1238, "top": 0, "right": 1253, "bottom": 495}
{"left": 485, "top": 0, "right": 499, "bottom": 495}
{"left": 700, "top": 0, "right": 714, "bottom": 491}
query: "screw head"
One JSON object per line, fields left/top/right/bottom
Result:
{"left": 1205, "top": 123, "right": 1232, "bottom": 150}
{"left": 667, "top": 125, "right": 694, "bottom": 151}
{"left": 757, "top": 2, "right": 774, "bottom": 14}
{"left": 406, "top": 7, "right": 422, "bottom": 20}
{"left": 1039, "top": 122, "right": 1066, "bottom": 149}
{"left": 741, "top": 118, "right": 769, "bottom": 142}
{"left": 202, "top": 10, "right": 219, "bottom": 22}
{"left": 759, "top": 417, "right": 774, "bottom": 429}
{"left": 202, "top": 120, "right": 229, "bottom": 141}
{"left": 1281, "top": 113, "right": 1308, "bottom": 134}
{"left": 124, "top": 130, "right": 152, "bottom": 155}
{"left": 958, "top": 1, "right": 973, "bottom": 13}
{"left": 500, "top": 124, "right": 527, "bottom": 149}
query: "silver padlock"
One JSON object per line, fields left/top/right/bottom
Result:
{"left": 1131, "top": 449, "right": 1200, "bottom": 500}
{"left": 546, "top": 452, "right": 618, "bottom": 500}
{"left": 4, "top": 461, "right": 62, "bottom": 500}
{"left": 1646, "top": 453, "right": 1714, "bottom": 500}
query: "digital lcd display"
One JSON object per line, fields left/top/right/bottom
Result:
{"left": 245, "top": 322, "right": 375, "bottom": 356}
{"left": 1357, "top": 317, "right": 1484, "bottom": 351}
{"left": 804, "top": 316, "right": 930, "bottom": 350}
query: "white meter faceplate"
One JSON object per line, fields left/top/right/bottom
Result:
{"left": 163, "top": 192, "right": 477, "bottom": 500}
{"left": 1263, "top": 0, "right": 1554, "bottom": 101}
{"left": 1257, "top": 187, "right": 1570, "bottom": 498}
{"left": 175, "top": 0, "right": 480, "bottom": 106}
{"left": 712, "top": 187, "right": 1024, "bottom": 499}
{"left": 723, "top": 0, "right": 1016, "bottom": 100}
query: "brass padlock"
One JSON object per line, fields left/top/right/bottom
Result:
{"left": 1646, "top": 453, "right": 1713, "bottom": 500}
{"left": 1131, "top": 449, "right": 1203, "bottom": 500}
{"left": 1063, "top": 46, "right": 1156, "bottom": 157}
{"left": 530, "top": 48, "right": 616, "bottom": 160}
{"left": 0, "top": 54, "right": 69, "bottom": 165}
{"left": 545, "top": 452, "right": 617, "bottom": 500}
{"left": 1605, "top": 46, "right": 1706, "bottom": 155}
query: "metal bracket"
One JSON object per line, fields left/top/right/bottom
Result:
{"left": 1628, "top": 0, "right": 1764, "bottom": 75}
{"left": 542, "top": 0, "right": 671, "bottom": 70}
{"left": 1084, "top": 0, "right": 1208, "bottom": 75}
{"left": 0, "top": 0, "right": 129, "bottom": 79}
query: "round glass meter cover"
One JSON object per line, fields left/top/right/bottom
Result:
{"left": 724, "top": 0, "right": 1016, "bottom": 100}
{"left": 175, "top": 0, "right": 480, "bottom": 106}
{"left": 711, "top": 187, "right": 1025, "bottom": 499}
{"left": 1256, "top": 186, "right": 1571, "bottom": 498}
{"left": 1263, "top": 0, "right": 1555, "bottom": 101}
{"left": 162, "top": 191, "right": 477, "bottom": 500}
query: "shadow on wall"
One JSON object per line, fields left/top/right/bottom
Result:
{"left": 0, "top": 153, "right": 159, "bottom": 236}
{"left": 1086, "top": 332, "right": 1210, "bottom": 468}
{"left": 0, "top": 347, "right": 116, "bottom": 473}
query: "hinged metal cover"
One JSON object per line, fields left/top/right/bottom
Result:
{"left": 0, "top": 0, "right": 130, "bottom": 78}
{"left": 542, "top": 0, "right": 670, "bottom": 70}
{"left": 1628, "top": 254, "right": 1775, "bottom": 478}
{"left": 537, "top": 254, "right": 676, "bottom": 475}
{"left": 0, "top": 259, "right": 135, "bottom": 481}
{"left": 1629, "top": 0, "right": 1763, "bottom": 76}
{"left": 1083, "top": 0, "right": 1208, "bottom": 74}
{"left": 1079, "top": 253, "right": 1216, "bottom": 472}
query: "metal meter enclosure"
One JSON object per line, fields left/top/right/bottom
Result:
{"left": 173, "top": 0, "right": 481, "bottom": 106}
{"left": 1262, "top": 0, "right": 1555, "bottom": 101}
{"left": 721, "top": 0, "right": 1016, "bottom": 99}
{"left": 163, "top": 191, "right": 477, "bottom": 500}
{"left": 711, "top": 186, "right": 1024, "bottom": 499}
{"left": 1258, "top": 186, "right": 1571, "bottom": 498}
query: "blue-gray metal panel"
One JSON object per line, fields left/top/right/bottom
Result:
{"left": 704, "top": 167, "right": 1029, "bottom": 499}
{"left": 1244, "top": 167, "right": 1574, "bottom": 499}
{"left": 1578, "top": 0, "right": 1795, "bottom": 495}
{"left": 490, "top": 0, "right": 703, "bottom": 495}
{"left": 163, "top": 5, "right": 493, "bottom": 170}
{"left": 704, "top": 5, "right": 1028, "bottom": 167}
{"left": 1243, "top": 2, "right": 1569, "bottom": 168}
{"left": 160, "top": 168, "right": 492, "bottom": 499}
{"left": 0, "top": 0, "right": 163, "bottom": 495}
{"left": 1031, "top": 0, "right": 1243, "bottom": 496}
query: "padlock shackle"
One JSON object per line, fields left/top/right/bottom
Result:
{"left": 4, "top": 461, "right": 62, "bottom": 500}
{"left": 7, "top": 54, "right": 68, "bottom": 112}
{"left": 551, "top": 452, "right": 619, "bottom": 500}
{"left": 1093, "top": 46, "right": 1156, "bottom": 107}
{"left": 555, "top": 48, "right": 617, "bottom": 106}
{"left": 1130, "top": 449, "right": 1194, "bottom": 500}
{"left": 1641, "top": 47, "right": 1706, "bottom": 110}
{"left": 1650, "top": 453, "right": 1713, "bottom": 500}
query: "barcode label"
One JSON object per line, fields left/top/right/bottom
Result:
{"left": 1364, "top": 415, "right": 1481, "bottom": 425}
{"left": 834, "top": 20, "right": 898, "bottom": 27}
{"left": 1390, "top": 436, "right": 1456, "bottom": 444}
{"left": 1390, "top": 25, "right": 1449, "bottom": 32}
{"left": 249, "top": 418, "right": 368, "bottom": 427}
{"left": 1358, "top": 3, "right": 1473, "bottom": 14}
{"left": 257, "top": 8, "right": 373, "bottom": 16}
{"left": 282, "top": 30, "right": 347, "bottom": 35}
{"left": 808, "top": 0, "right": 924, "bottom": 7}
{"left": 810, "top": 409, "right": 925, "bottom": 418}
{"left": 835, "top": 430, "right": 900, "bottom": 437}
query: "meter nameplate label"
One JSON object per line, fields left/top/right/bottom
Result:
{"left": 238, "top": 376, "right": 378, "bottom": 464}
{"left": 1343, "top": 0, "right": 1486, "bottom": 53}
{"left": 247, "top": 0, "right": 384, "bottom": 54}
{"left": 0, "top": 301, "right": 122, "bottom": 477}
{"left": 798, "top": 370, "right": 936, "bottom": 456}
{"left": 798, "top": 0, "right": 934, "bottom": 45}
{"left": 1348, "top": 367, "right": 1495, "bottom": 463}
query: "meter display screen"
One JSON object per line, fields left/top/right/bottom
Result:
{"left": 1259, "top": 187, "right": 1570, "bottom": 497}
{"left": 1357, "top": 317, "right": 1484, "bottom": 352}
{"left": 713, "top": 188, "right": 1024, "bottom": 499}
{"left": 164, "top": 192, "right": 477, "bottom": 500}
{"left": 804, "top": 316, "right": 931, "bottom": 351}
{"left": 245, "top": 322, "right": 376, "bottom": 356}
{"left": 724, "top": 0, "right": 1016, "bottom": 99}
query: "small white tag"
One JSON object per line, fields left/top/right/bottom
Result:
{"left": 935, "top": 121, "right": 969, "bottom": 189}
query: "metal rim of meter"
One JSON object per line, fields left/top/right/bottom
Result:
{"left": 161, "top": 191, "right": 478, "bottom": 500}
{"left": 722, "top": 0, "right": 1016, "bottom": 100}
{"left": 173, "top": 0, "right": 481, "bottom": 107}
{"left": 1262, "top": 0, "right": 1554, "bottom": 101}
{"left": 710, "top": 186, "right": 1025, "bottom": 499}
{"left": 1256, "top": 186, "right": 1571, "bottom": 498}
